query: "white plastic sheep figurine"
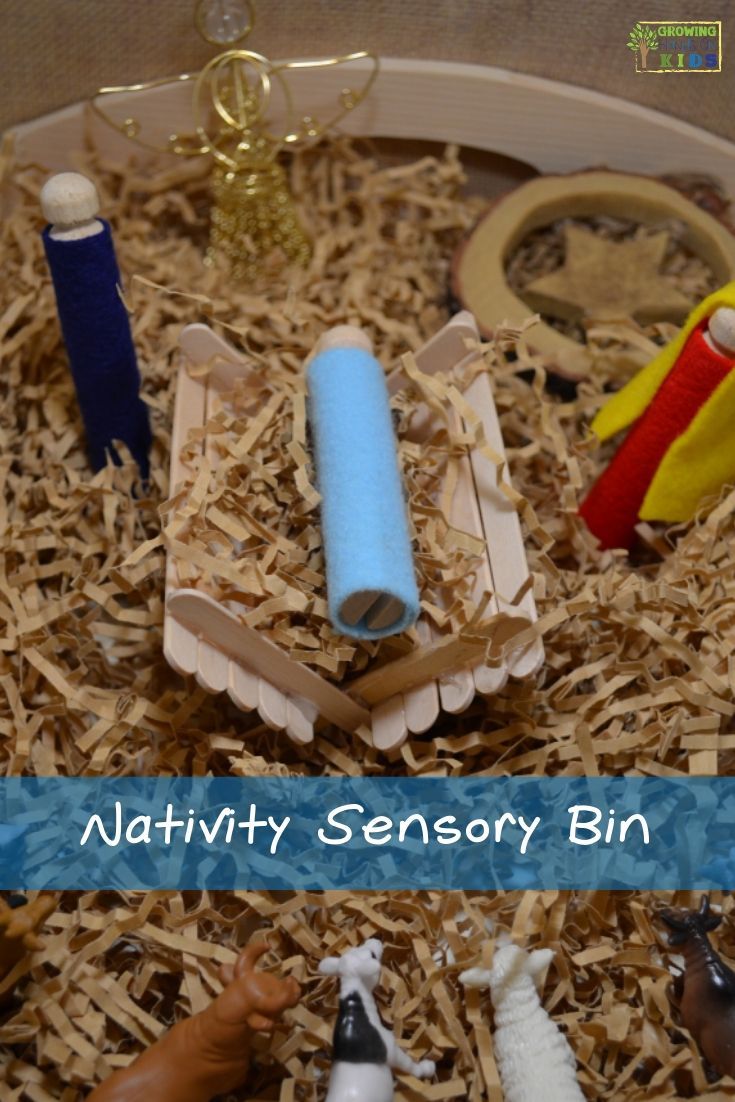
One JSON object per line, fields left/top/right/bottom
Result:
{"left": 460, "top": 944, "right": 585, "bottom": 1102}
{"left": 319, "top": 937, "right": 436, "bottom": 1101}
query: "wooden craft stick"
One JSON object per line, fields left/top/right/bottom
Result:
{"left": 404, "top": 315, "right": 486, "bottom": 721}
{"left": 193, "top": 377, "right": 236, "bottom": 696}
{"left": 342, "top": 591, "right": 406, "bottom": 632}
{"left": 372, "top": 309, "right": 532, "bottom": 734}
{"left": 168, "top": 590, "right": 370, "bottom": 731}
{"left": 179, "top": 322, "right": 253, "bottom": 392}
{"left": 196, "top": 638, "right": 230, "bottom": 694}
{"left": 386, "top": 309, "right": 478, "bottom": 394}
{"left": 397, "top": 310, "right": 541, "bottom": 682}
{"left": 371, "top": 695, "right": 410, "bottom": 753}
{"left": 227, "top": 662, "right": 259, "bottom": 712}
{"left": 167, "top": 355, "right": 209, "bottom": 497}
{"left": 285, "top": 696, "right": 318, "bottom": 746}
{"left": 340, "top": 590, "right": 383, "bottom": 627}
{"left": 356, "top": 317, "right": 479, "bottom": 742}
{"left": 258, "top": 677, "right": 289, "bottom": 731}
{"left": 465, "top": 370, "right": 544, "bottom": 678}
{"left": 401, "top": 623, "right": 440, "bottom": 735}
{"left": 415, "top": 312, "right": 511, "bottom": 702}
{"left": 163, "top": 356, "right": 208, "bottom": 677}
{"left": 440, "top": 403, "right": 497, "bottom": 712}
{"left": 349, "top": 633, "right": 489, "bottom": 706}
{"left": 365, "top": 595, "right": 406, "bottom": 631}
{"left": 163, "top": 614, "right": 201, "bottom": 680}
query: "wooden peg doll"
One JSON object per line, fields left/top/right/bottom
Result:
{"left": 88, "top": 940, "right": 300, "bottom": 1102}
{"left": 580, "top": 283, "right": 735, "bottom": 549}
{"left": 460, "top": 944, "right": 585, "bottom": 1102}
{"left": 40, "top": 172, "right": 152, "bottom": 479}
{"left": 0, "top": 893, "right": 56, "bottom": 997}
{"left": 658, "top": 896, "right": 735, "bottom": 1079}
{"left": 319, "top": 938, "right": 435, "bottom": 1102}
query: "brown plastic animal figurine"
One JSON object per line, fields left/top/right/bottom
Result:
{"left": 88, "top": 941, "right": 300, "bottom": 1102}
{"left": 659, "top": 896, "right": 735, "bottom": 1078}
{"left": 0, "top": 894, "right": 56, "bottom": 993}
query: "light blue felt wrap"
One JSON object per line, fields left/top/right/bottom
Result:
{"left": 307, "top": 346, "right": 420, "bottom": 639}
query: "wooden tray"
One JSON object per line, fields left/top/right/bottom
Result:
{"left": 11, "top": 57, "right": 734, "bottom": 748}
{"left": 12, "top": 58, "right": 735, "bottom": 191}
{"left": 163, "top": 313, "right": 543, "bottom": 750}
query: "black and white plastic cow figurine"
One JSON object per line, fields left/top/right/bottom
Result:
{"left": 319, "top": 938, "right": 436, "bottom": 1102}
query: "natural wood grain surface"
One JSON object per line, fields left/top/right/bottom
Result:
{"left": 4, "top": 2, "right": 735, "bottom": 146}
{"left": 12, "top": 59, "right": 735, "bottom": 196}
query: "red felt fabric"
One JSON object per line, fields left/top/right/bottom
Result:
{"left": 580, "top": 323, "right": 734, "bottom": 549}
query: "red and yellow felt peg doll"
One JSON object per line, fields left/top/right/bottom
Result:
{"left": 580, "top": 282, "right": 735, "bottom": 550}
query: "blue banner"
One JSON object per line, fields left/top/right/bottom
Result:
{"left": 0, "top": 776, "right": 733, "bottom": 890}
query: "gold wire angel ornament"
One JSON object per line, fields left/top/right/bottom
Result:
{"left": 92, "top": 0, "right": 378, "bottom": 280}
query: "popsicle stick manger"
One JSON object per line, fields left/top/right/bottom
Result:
{"left": 163, "top": 312, "right": 542, "bottom": 750}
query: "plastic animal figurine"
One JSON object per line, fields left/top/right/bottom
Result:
{"left": 0, "top": 893, "right": 56, "bottom": 995}
{"left": 319, "top": 938, "right": 436, "bottom": 1101}
{"left": 460, "top": 944, "right": 585, "bottom": 1102}
{"left": 88, "top": 941, "right": 300, "bottom": 1102}
{"left": 659, "top": 896, "right": 735, "bottom": 1078}
{"left": 580, "top": 283, "right": 735, "bottom": 549}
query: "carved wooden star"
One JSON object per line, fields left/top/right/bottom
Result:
{"left": 522, "top": 225, "right": 693, "bottom": 324}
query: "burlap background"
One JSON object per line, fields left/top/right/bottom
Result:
{"left": 2, "top": 1, "right": 734, "bottom": 142}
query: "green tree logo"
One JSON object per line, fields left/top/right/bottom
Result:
{"left": 627, "top": 22, "right": 658, "bottom": 69}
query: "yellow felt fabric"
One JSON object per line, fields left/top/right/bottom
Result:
{"left": 640, "top": 366, "right": 735, "bottom": 521}
{"left": 590, "top": 282, "right": 735, "bottom": 442}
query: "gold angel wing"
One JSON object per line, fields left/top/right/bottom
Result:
{"left": 264, "top": 51, "right": 380, "bottom": 146}
{"left": 92, "top": 50, "right": 378, "bottom": 169}
{"left": 91, "top": 73, "right": 210, "bottom": 158}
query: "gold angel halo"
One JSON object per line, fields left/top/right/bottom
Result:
{"left": 92, "top": 1, "right": 378, "bottom": 280}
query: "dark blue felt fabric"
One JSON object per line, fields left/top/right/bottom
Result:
{"left": 43, "top": 221, "right": 151, "bottom": 479}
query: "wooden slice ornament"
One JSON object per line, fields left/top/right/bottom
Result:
{"left": 452, "top": 170, "right": 735, "bottom": 380}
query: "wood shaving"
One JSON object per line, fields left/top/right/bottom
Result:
{"left": 2, "top": 132, "right": 735, "bottom": 1095}
{"left": 4, "top": 139, "right": 732, "bottom": 776}
{"left": 3, "top": 889, "right": 735, "bottom": 1099}
{"left": 165, "top": 344, "right": 492, "bottom": 682}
